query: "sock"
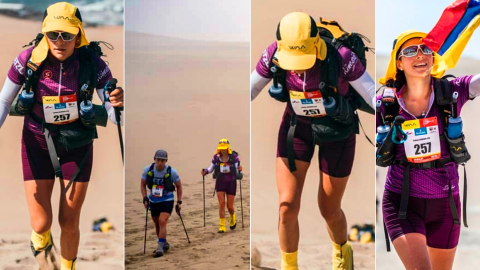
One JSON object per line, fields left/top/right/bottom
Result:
{"left": 31, "top": 229, "right": 51, "bottom": 251}
{"left": 281, "top": 250, "right": 298, "bottom": 270}
{"left": 61, "top": 257, "right": 76, "bottom": 270}
{"left": 158, "top": 238, "right": 166, "bottom": 243}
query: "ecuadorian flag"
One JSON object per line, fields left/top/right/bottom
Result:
{"left": 423, "top": 0, "right": 480, "bottom": 71}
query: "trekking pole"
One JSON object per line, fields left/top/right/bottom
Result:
{"left": 212, "top": 189, "right": 216, "bottom": 197}
{"left": 239, "top": 176, "right": 244, "bottom": 229}
{"left": 144, "top": 205, "right": 148, "bottom": 254}
{"left": 105, "top": 78, "right": 124, "bottom": 164}
{"left": 178, "top": 212, "right": 191, "bottom": 244}
{"left": 203, "top": 174, "right": 206, "bottom": 227}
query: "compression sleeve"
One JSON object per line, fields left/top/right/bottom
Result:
{"left": 251, "top": 69, "right": 272, "bottom": 101}
{"left": 348, "top": 70, "right": 376, "bottom": 109}
{"left": 0, "top": 77, "right": 22, "bottom": 128}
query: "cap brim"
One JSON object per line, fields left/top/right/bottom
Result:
{"left": 277, "top": 51, "right": 317, "bottom": 70}
{"left": 43, "top": 23, "right": 79, "bottom": 35}
{"left": 217, "top": 146, "right": 229, "bottom": 150}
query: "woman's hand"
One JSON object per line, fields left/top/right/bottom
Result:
{"left": 238, "top": 165, "right": 243, "bottom": 172}
{"left": 201, "top": 169, "right": 208, "bottom": 176}
{"left": 109, "top": 87, "right": 124, "bottom": 107}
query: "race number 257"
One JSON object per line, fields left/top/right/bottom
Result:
{"left": 53, "top": 114, "right": 70, "bottom": 122}
{"left": 303, "top": 109, "right": 321, "bottom": 116}
{"left": 414, "top": 142, "right": 431, "bottom": 155}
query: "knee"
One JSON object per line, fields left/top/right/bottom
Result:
{"left": 159, "top": 218, "right": 168, "bottom": 227}
{"left": 31, "top": 218, "right": 52, "bottom": 235}
{"left": 227, "top": 205, "right": 234, "bottom": 213}
{"left": 58, "top": 215, "right": 79, "bottom": 234}
{"left": 319, "top": 205, "right": 342, "bottom": 222}
{"left": 279, "top": 202, "right": 300, "bottom": 223}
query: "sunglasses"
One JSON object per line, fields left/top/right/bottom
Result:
{"left": 45, "top": 31, "right": 77, "bottom": 42}
{"left": 155, "top": 158, "right": 167, "bottom": 162}
{"left": 398, "top": 44, "right": 433, "bottom": 59}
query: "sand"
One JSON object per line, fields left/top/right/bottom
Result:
{"left": 251, "top": 1, "right": 376, "bottom": 269}
{"left": 0, "top": 16, "right": 124, "bottom": 269}
{"left": 124, "top": 32, "right": 250, "bottom": 269}
{"left": 375, "top": 54, "right": 480, "bottom": 269}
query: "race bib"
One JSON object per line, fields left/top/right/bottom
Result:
{"left": 289, "top": 90, "right": 326, "bottom": 117}
{"left": 152, "top": 185, "right": 164, "bottom": 197}
{"left": 43, "top": 94, "right": 78, "bottom": 124}
{"left": 402, "top": 117, "right": 441, "bottom": 163}
{"left": 220, "top": 163, "right": 230, "bottom": 173}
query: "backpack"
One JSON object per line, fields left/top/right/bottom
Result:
{"left": 268, "top": 18, "right": 375, "bottom": 171}
{"left": 146, "top": 164, "right": 176, "bottom": 192}
{"left": 213, "top": 151, "right": 238, "bottom": 179}
{"left": 10, "top": 33, "right": 110, "bottom": 129}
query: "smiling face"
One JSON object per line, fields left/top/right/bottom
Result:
{"left": 46, "top": 30, "right": 79, "bottom": 61}
{"left": 396, "top": 38, "right": 434, "bottom": 79}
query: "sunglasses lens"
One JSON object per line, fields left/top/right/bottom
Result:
{"left": 45, "top": 32, "right": 60, "bottom": 41}
{"left": 61, "top": 32, "right": 76, "bottom": 41}
{"left": 402, "top": 46, "right": 419, "bottom": 57}
{"left": 420, "top": 45, "right": 433, "bottom": 54}
{"left": 45, "top": 32, "right": 76, "bottom": 41}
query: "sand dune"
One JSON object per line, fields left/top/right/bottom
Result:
{"left": 0, "top": 16, "right": 124, "bottom": 269}
{"left": 124, "top": 32, "right": 250, "bottom": 269}
{"left": 251, "top": 1, "right": 376, "bottom": 269}
{"left": 375, "top": 54, "right": 480, "bottom": 269}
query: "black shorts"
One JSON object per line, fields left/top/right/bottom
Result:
{"left": 150, "top": 201, "right": 174, "bottom": 217}
{"left": 276, "top": 110, "right": 356, "bottom": 177}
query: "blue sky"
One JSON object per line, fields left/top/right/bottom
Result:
{"left": 125, "top": 0, "right": 250, "bottom": 42}
{"left": 376, "top": 0, "right": 480, "bottom": 59}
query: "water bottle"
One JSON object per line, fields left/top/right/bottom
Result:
{"left": 268, "top": 82, "right": 283, "bottom": 96}
{"left": 323, "top": 96, "right": 337, "bottom": 116}
{"left": 15, "top": 90, "right": 34, "bottom": 114}
{"left": 376, "top": 125, "right": 391, "bottom": 145}
{"left": 447, "top": 116, "right": 462, "bottom": 139}
{"left": 80, "top": 100, "right": 96, "bottom": 128}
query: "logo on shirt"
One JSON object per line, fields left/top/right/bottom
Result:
{"left": 443, "top": 185, "right": 456, "bottom": 191}
{"left": 13, "top": 57, "right": 24, "bottom": 75}
{"left": 261, "top": 48, "right": 270, "bottom": 68}
{"left": 98, "top": 66, "right": 110, "bottom": 81}
{"left": 342, "top": 52, "right": 358, "bottom": 75}
{"left": 43, "top": 70, "right": 52, "bottom": 79}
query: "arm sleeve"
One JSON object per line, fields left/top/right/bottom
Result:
{"left": 251, "top": 69, "right": 271, "bottom": 101}
{"left": 95, "top": 58, "right": 123, "bottom": 125}
{"left": 348, "top": 71, "right": 376, "bottom": 109}
{"left": 468, "top": 74, "right": 480, "bottom": 99}
{"left": 206, "top": 163, "right": 215, "bottom": 173}
{"left": 0, "top": 77, "right": 22, "bottom": 128}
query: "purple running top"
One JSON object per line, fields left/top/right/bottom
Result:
{"left": 376, "top": 76, "right": 474, "bottom": 198}
{"left": 255, "top": 42, "right": 365, "bottom": 122}
{"left": 8, "top": 47, "right": 112, "bottom": 149}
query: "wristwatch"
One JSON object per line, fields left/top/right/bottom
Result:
{"left": 177, "top": 200, "right": 182, "bottom": 205}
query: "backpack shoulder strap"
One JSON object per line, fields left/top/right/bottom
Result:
{"left": 149, "top": 163, "right": 155, "bottom": 172}
{"left": 78, "top": 45, "right": 98, "bottom": 101}
{"left": 318, "top": 41, "right": 340, "bottom": 98}
{"left": 433, "top": 77, "right": 454, "bottom": 127}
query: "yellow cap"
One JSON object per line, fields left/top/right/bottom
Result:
{"left": 216, "top": 138, "right": 232, "bottom": 154}
{"left": 31, "top": 2, "right": 89, "bottom": 65}
{"left": 378, "top": 30, "right": 444, "bottom": 85}
{"left": 276, "top": 12, "right": 326, "bottom": 70}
